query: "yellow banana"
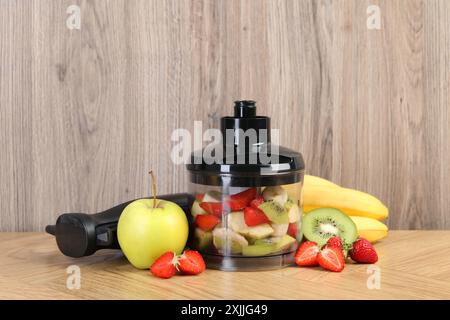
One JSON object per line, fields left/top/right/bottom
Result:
{"left": 303, "top": 184, "right": 389, "bottom": 221}
{"left": 284, "top": 175, "right": 339, "bottom": 201}
{"left": 304, "top": 175, "right": 339, "bottom": 188}
{"left": 349, "top": 216, "right": 388, "bottom": 243}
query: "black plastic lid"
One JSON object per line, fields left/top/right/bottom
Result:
{"left": 186, "top": 100, "right": 305, "bottom": 187}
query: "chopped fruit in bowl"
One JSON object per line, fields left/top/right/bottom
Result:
{"left": 263, "top": 186, "right": 288, "bottom": 206}
{"left": 229, "top": 188, "right": 257, "bottom": 211}
{"left": 195, "top": 214, "right": 220, "bottom": 231}
{"left": 199, "top": 202, "right": 224, "bottom": 217}
{"left": 194, "top": 228, "right": 213, "bottom": 250}
{"left": 244, "top": 206, "right": 270, "bottom": 226}
{"left": 287, "top": 223, "right": 298, "bottom": 238}
{"left": 189, "top": 185, "right": 302, "bottom": 257}
{"left": 243, "top": 235, "right": 296, "bottom": 257}
{"left": 250, "top": 196, "right": 265, "bottom": 209}
{"left": 195, "top": 193, "right": 205, "bottom": 202}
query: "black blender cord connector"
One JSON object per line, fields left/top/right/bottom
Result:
{"left": 45, "top": 225, "right": 56, "bottom": 235}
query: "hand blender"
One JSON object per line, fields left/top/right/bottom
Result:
{"left": 46, "top": 193, "right": 193, "bottom": 258}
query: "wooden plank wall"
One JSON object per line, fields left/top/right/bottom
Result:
{"left": 0, "top": 0, "right": 449, "bottom": 231}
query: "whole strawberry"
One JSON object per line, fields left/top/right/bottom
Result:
{"left": 178, "top": 250, "right": 206, "bottom": 275}
{"left": 350, "top": 238, "right": 378, "bottom": 263}
{"left": 150, "top": 252, "right": 178, "bottom": 279}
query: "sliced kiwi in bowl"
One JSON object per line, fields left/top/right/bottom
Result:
{"left": 258, "top": 201, "right": 289, "bottom": 224}
{"left": 242, "top": 235, "right": 296, "bottom": 257}
{"left": 302, "top": 208, "right": 357, "bottom": 247}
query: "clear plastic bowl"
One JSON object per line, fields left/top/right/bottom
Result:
{"left": 188, "top": 180, "right": 303, "bottom": 271}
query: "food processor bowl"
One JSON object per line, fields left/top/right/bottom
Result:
{"left": 186, "top": 101, "right": 305, "bottom": 271}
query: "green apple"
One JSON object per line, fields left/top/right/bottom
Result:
{"left": 117, "top": 171, "right": 189, "bottom": 269}
{"left": 118, "top": 198, "right": 188, "bottom": 269}
{"left": 117, "top": 172, "right": 189, "bottom": 269}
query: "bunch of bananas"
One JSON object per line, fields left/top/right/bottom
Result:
{"left": 301, "top": 175, "right": 389, "bottom": 243}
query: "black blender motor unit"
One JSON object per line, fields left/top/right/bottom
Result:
{"left": 47, "top": 100, "right": 304, "bottom": 270}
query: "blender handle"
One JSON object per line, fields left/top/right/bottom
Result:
{"left": 93, "top": 192, "right": 193, "bottom": 225}
{"left": 45, "top": 193, "right": 194, "bottom": 258}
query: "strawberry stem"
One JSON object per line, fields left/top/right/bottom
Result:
{"left": 172, "top": 252, "right": 180, "bottom": 271}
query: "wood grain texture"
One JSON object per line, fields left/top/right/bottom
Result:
{"left": 0, "top": 0, "right": 449, "bottom": 231}
{"left": 1, "top": 231, "right": 450, "bottom": 299}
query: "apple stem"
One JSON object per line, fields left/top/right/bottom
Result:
{"left": 149, "top": 170, "right": 157, "bottom": 208}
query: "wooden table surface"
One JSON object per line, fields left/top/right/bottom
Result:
{"left": 1, "top": 231, "right": 450, "bottom": 300}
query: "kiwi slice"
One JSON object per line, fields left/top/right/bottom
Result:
{"left": 259, "top": 235, "right": 296, "bottom": 251}
{"left": 242, "top": 235, "right": 296, "bottom": 256}
{"left": 277, "top": 235, "right": 296, "bottom": 250}
{"left": 259, "top": 201, "right": 289, "bottom": 224}
{"left": 242, "top": 243, "right": 275, "bottom": 256}
{"left": 302, "top": 208, "right": 357, "bottom": 246}
{"left": 254, "top": 236, "right": 282, "bottom": 245}
{"left": 194, "top": 228, "right": 213, "bottom": 250}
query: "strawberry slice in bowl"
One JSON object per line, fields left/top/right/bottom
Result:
{"left": 195, "top": 214, "right": 221, "bottom": 231}
{"left": 287, "top": 223, "right": 298, "bottom": 238}
{"left": 195, "top": 193, "right": 205, "bottom": 202}
{"left": 199, "top": 202, "right": 225, "bottom": 217}
{"left": 244, "top": 206, "right": 270, "bottom": 226}
{"left": 250, "top": 196, "right": 265, "bottom": 209}
{"left": 229, "top": 188, "right": 257, "bottom": 211}
{"left": 198, "top": 188, "right": 257, "bottom": 217}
